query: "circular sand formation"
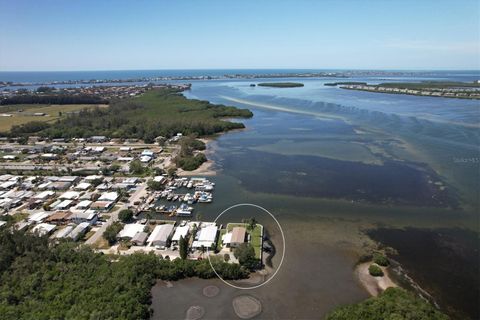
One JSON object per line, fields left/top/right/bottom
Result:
{"left": 185, "top": 306, "right": 205, "bottom": 320}
{"left": 232, "top": 295, "right": 262, "bottom": 319}
{"left": 202, "top": 285, "right": 220, "bottom": 297}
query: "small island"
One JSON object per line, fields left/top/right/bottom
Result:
{"left": 257, "top": 82, "right": 304, "bottom": 88}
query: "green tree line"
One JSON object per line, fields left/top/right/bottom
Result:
{"left": 3, "top": 88, "right": 253, "bottom": 142}
{"left": 0, "top": 228, "right": 248, "bottom": 319}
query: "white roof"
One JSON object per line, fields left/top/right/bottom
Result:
{"left": 140, "top": 156, "right": 152, "bottom": 162}
{"left": 0, "top": 221, "right": 7, "bottom": 228}
{"left": 28, "top": 211, "right": 51, "bottom": 223}
{"left": 172, "top": 225, "right": 190, "bottom": 241}
{"left": 37, "top": 181, "right": 52, "bottom": 189}
{"left": 122, "top": 177, "right": 138, "bottom": 184}
{"left": 58, "top": 176, "right": 78, "bottom": 182}
{"left": 141, "top": 150, "right": 154, "bottom": 156}
{"left": 69, "top": 222, "right": 90, "bottom": 239}
{"left": 55, "top": 199, "right": 73, "bottom": 209}
{"left": 118, "top": 157, "right": 134, "bottom": 161}
{"left": 147, "top": 224, "right": 174, "bottom": 244}
{"left": 0, "top": 181, "right": 16, "bottom": 189}
{"left": 34, "top": 190, "right": 55, "bottom": 199}
{"left": 59, "top": 191, "right": 80, "bottom": 200}
{"left": 198, "top": 225, "right": 218, "bottom": 242}
{"left": 32, "top": 223, "right": 56, "bottom": 236}
{"left": 75, "top": 200, "right": 92, "bottom": 209}
{"left": 98, "top": 191, "right": 118, "bottom": 201}
{"left": 222, "top": 232, "right": 233, "bottom": 244}
{"left": 75, "top": 182, "right": 91, "bottom": 190}
{"left": 54, "top": 225, "right": 74, "bottom": 238}
{"left": 84, "top": 175, "right": 103, "bottom": 181}
{"left": 118, "top": 223, "right": 145, "bottom": 238}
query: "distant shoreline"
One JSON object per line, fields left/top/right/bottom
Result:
{"left": 340, "top": 81, "right": 480, "bottom": 100}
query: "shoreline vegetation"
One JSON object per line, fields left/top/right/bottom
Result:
{"left": 338, "top": 81, "right": 480, "bottom": 99}
{"left": 2, "top": 87, "right": 253, "bottom": 140}
{"left": 257, "top": 82, "right": 304, "bottom": 88}
{"left": 326, "top": 287, "right": 449, "bottom": 320}
{"left": 0, "top": 229, "right": 250, "bottom": 319}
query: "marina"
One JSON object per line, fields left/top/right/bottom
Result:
{"left": 136, "top": 177, "right": 216, "bottom": 217}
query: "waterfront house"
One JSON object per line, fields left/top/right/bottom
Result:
{"left": 192, "top": 224, "right": 218, "bottom": 249}
{"left": 147, "top": 224, "right": 174, "bottom": 247}
{"left": 171, "top": 225, "right": 190, "bottom": 244}
{"left": 222, "top": 226, "right": 246, "bottom": 248}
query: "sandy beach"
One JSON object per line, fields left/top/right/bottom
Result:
{"left": 177, "top": 138, "right": 219, "bottom": 176}
{"left": 356, "top": 262, "right": 397, "bottom": 296}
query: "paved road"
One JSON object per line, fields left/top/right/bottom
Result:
{"left": 0, "top": 162, "right": 100, "bottom": 171}
{"left": 85, "top": 183, "right": 148, "bottom": 245}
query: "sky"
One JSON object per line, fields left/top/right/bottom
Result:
{"left": 0, "top": 0, "right": 479, "bottom": 71}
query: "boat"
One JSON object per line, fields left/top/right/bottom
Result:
{"left": 187, "top": 181, "right": 193, "bottom": 188}
{"left": 176, "top": 203, "right": 193, "bottom": 216}
{"left": 172, "top": 195, "right": 179, "bottom": 201}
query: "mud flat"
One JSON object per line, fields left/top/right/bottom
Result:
{"left": 202, "top": 285, "right": 220, "bottom": 297}
{"left": 232, "top": 295, "right": 262, "bottom": 319}
{"left": 185, "top": 306, "right": 205, "bottom": 320}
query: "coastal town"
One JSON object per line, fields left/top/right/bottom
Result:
{"left": 340, "top": 82, "right": 480, "bottom": 99}
{"left": 0, "top": 132, "right": 264, "bottom": 264}
{"left": 0, "top": 82, "right": 191, "bottom": 101}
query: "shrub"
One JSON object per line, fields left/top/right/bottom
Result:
{"left": 368, "top": 264, "right": 384, "bottom": 277}
{"left": 118, "top": 209, "right": 134, "bottom": 223}
{"left": 103, "top": 222, "right": 123, "bottom": 245}
{"left": 373, "top": 253, "right": 390, "bottom": 267}
{"left": 234, "top": 243, "right": 260, "bottom": 271}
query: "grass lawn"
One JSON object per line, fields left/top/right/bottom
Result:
{"left": 91, "top": 237, "right": 110, "bottom": 250}
{"left": 226, "top": 223, "right": 263, "bottom": 259}
{"left": 83, "top": 230, "right": 96, "bottom": 240}
{"left": 0, "top": 104, "right": 107, "bottom": 132}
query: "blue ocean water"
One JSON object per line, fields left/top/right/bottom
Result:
{"left": 0, "top": 69, "right": 479, "bottom": 83}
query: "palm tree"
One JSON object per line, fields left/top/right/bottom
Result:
{"left": 145, "top": 209, "right": 154, "bottom": 225}
{"left": 245, "top": 217, "right": 257, "bottom": 232}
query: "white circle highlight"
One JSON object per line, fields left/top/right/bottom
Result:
{"left": 206, "top": 203, "right": 286, "bottom": 290}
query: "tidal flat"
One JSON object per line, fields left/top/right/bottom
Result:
{"left": 162, "top": 76, "right": 480, "bottom": 319}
